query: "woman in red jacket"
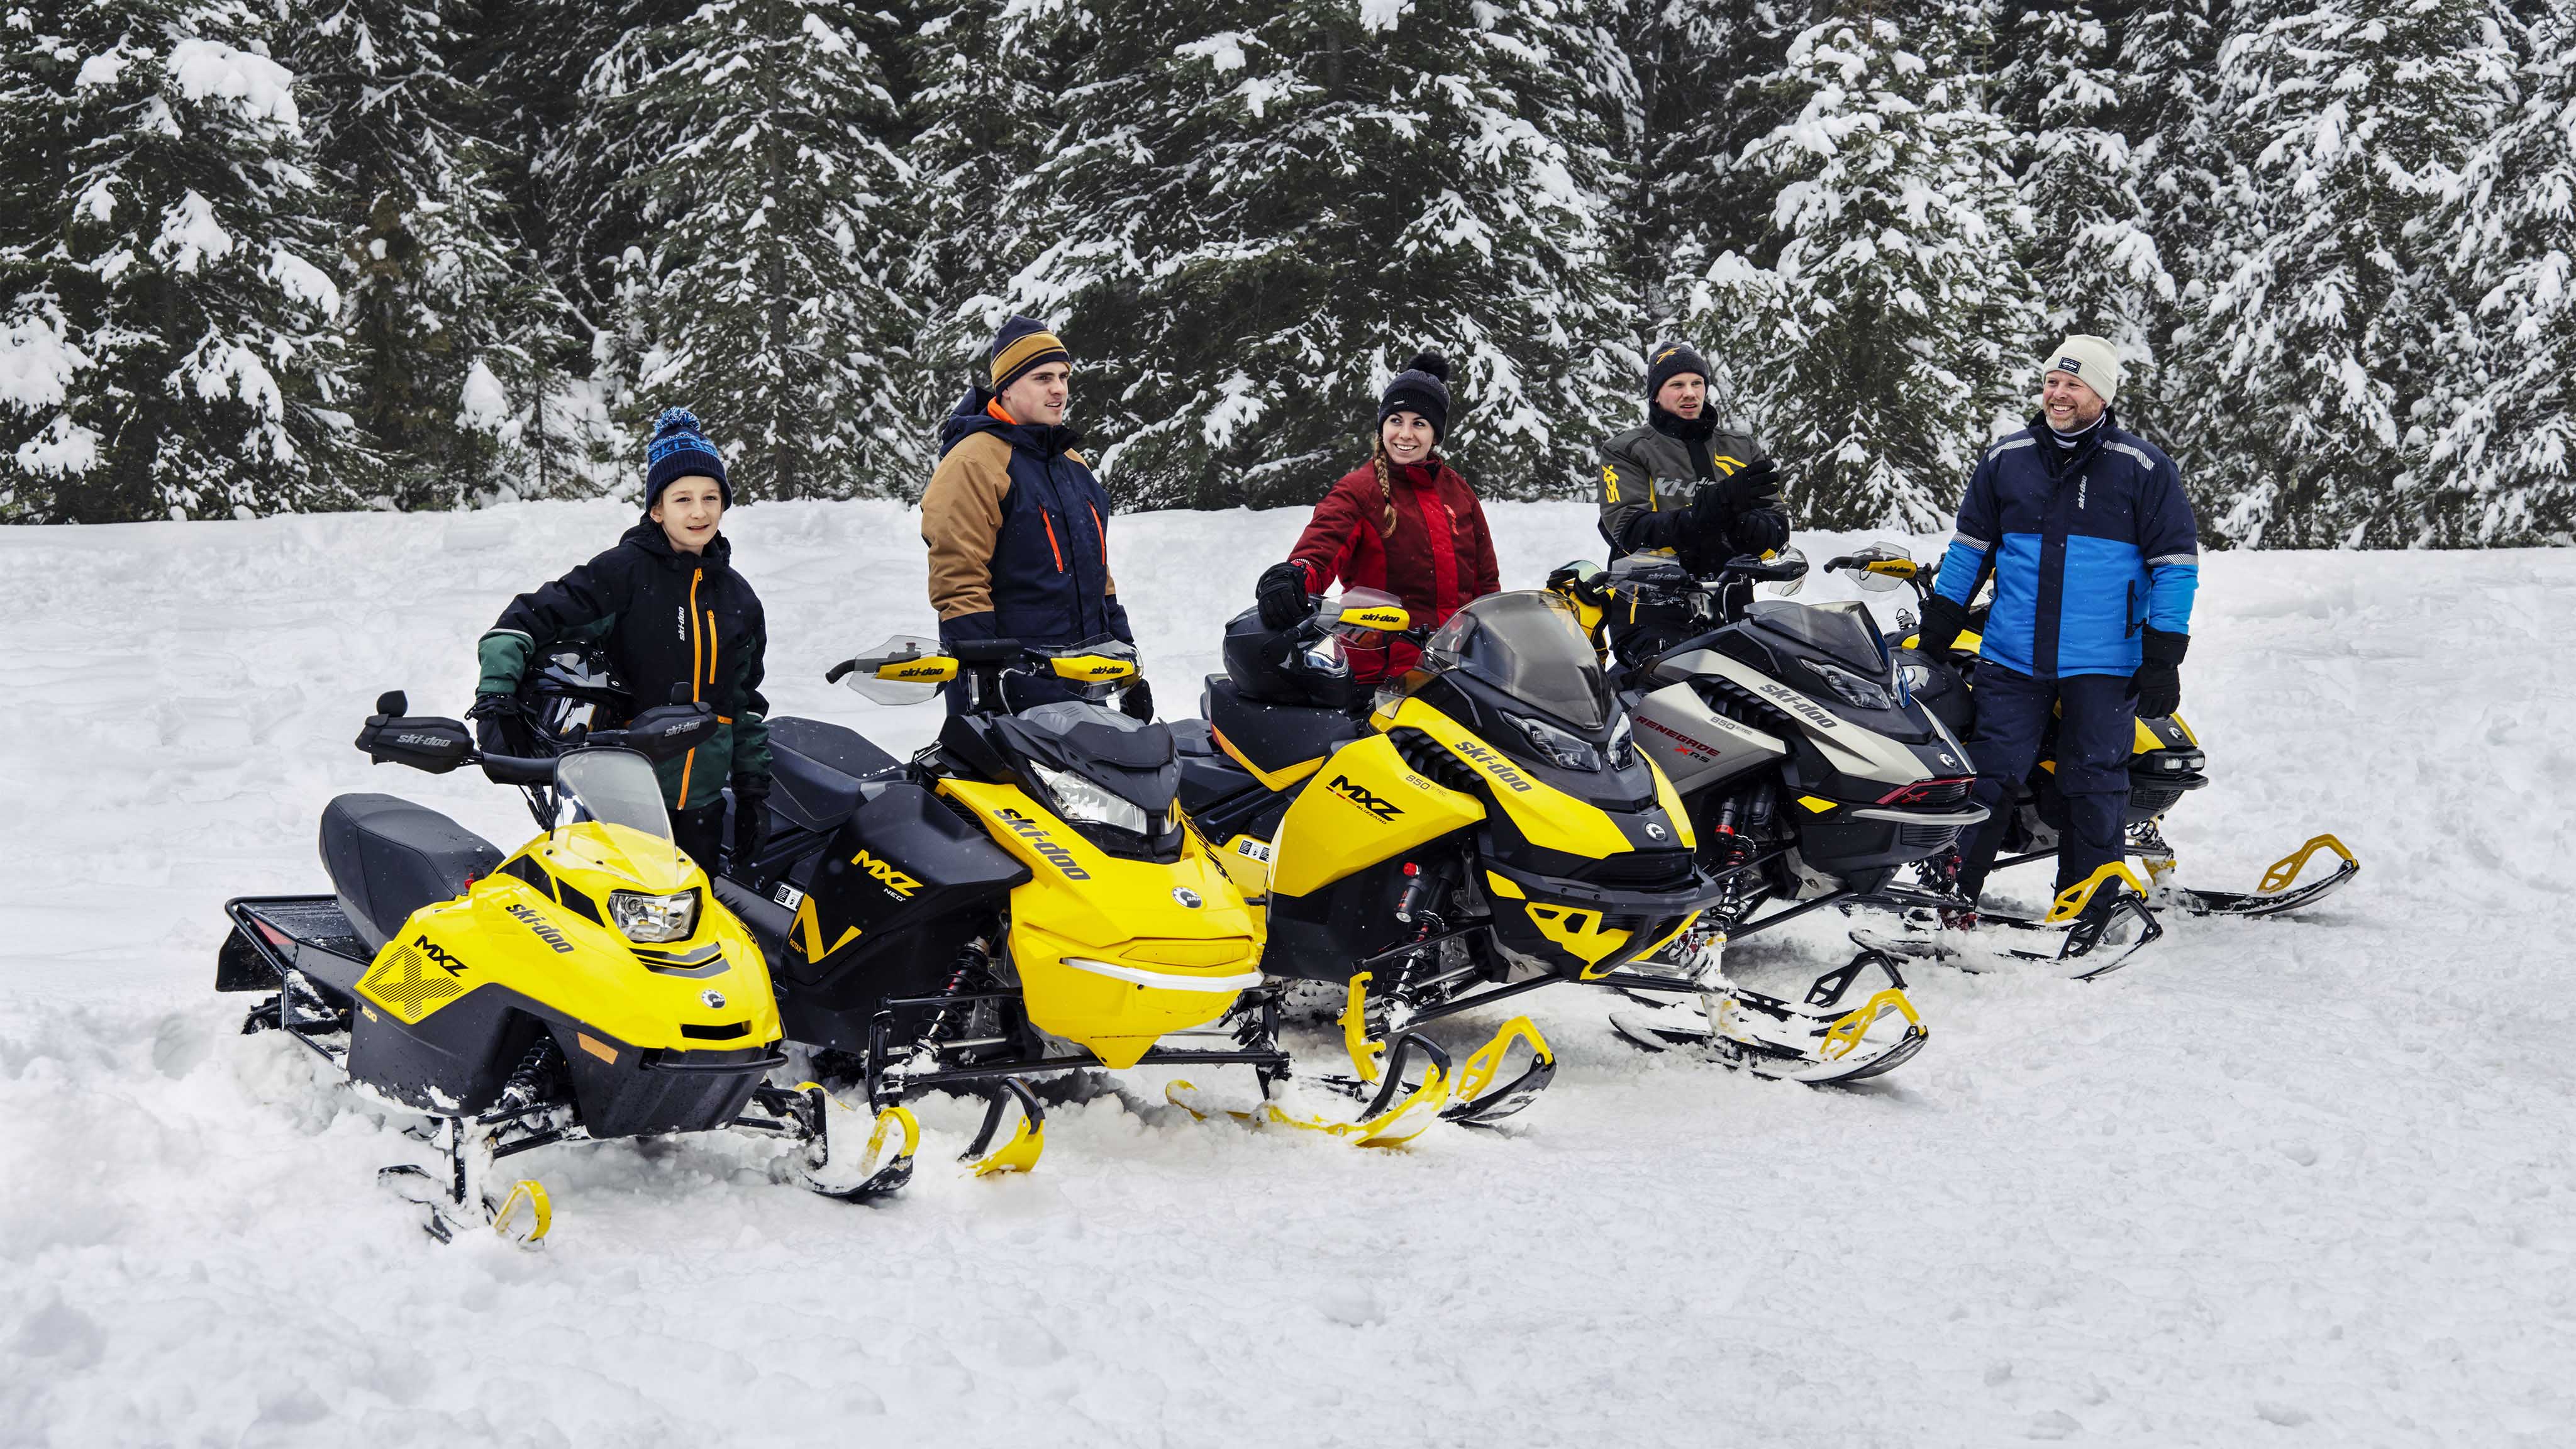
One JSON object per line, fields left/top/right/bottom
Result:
{"left": 1252, "top": 352, "right": 1502, "bottom": 680}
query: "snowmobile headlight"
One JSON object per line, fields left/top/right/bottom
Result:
{"left": 610, "top": 889, "right": 699, "bottom": 943}
{"left": 1033, "top": 762, "right": 1150, "bottom": 836}
{"left": 1606, "top": 713, "right": 1636, "bottom": 770}
{"left": 1808, "top": 660, "right": 1896, "bottom": 711}
{"left": 1510, "top": 713, "right": 1601, "bottom": 772}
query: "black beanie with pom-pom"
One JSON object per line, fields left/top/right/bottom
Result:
{"left": 1378, "top": 351, "right": 1453, "bottom": 441}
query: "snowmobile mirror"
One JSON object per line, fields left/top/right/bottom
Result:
{"left": 375, "top": 690, "right": 408, "bottom": 718}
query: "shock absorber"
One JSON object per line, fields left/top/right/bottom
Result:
{"left": 496, "top": 1036, "right": 563, "bottom": 1113}
{"left": 923, "top": 938, "right": 990, "bottom": 1045}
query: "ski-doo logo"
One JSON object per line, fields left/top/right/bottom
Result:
{"left": 1753, "top": 680, "right": 1841, "bottom": 732}
{"left": 885, "top": 662, "right": 945, "bottom": 679}
{"left": 394, "top": 733, "right": 449, "bottom": 748}
{"left": 851, "top": 848, "right": 921, "bottom": 897}
{"left": 503, "top": 902, "right": 575, "bottom": 954}
{"left": 996, "top": 807, "right": 1093, "bottom": 880}
{"left": 1452, "top": 739, "right": 1535, "bottom": 793}
{"left": 1326, "top": 774, "right": 1404, "bottom": 821}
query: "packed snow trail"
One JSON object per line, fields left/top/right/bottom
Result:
{"left": 2, "top": 502, "right": 2571, "bottom": 1446}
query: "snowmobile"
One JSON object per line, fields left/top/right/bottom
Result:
{"left": 1176, "top": 588, "right": 1743, "bottom": 1120}
{"left": 218, "top": 692, "right": 918, "bottom": 1247}
{"left": 714, "top": 637, "right": 1426, "bottom": 1157}
{"left": 1840, "top": 542, "right": 2359, "bottom": 928}
{"left": 1539, "top": 552, "right": 1955, "bottom": 1074}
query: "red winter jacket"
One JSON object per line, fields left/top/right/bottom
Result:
{"left": 1287, "top": 456, "right": 1501, "bottom": 680}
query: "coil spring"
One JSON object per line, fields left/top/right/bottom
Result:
{"left": 924, "top": 940, "right": 989, "bottom": 1044}
{"left": 497, "top": 1037, "right": 562, "bottom": 1111}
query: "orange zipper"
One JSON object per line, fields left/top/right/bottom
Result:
{"left": 1089, "top": 501, "right": 1106, "bottom": 558}
{"left": 1042, "top": 514, "right": 1065, "bottom": 572}
{"left": 679, "top": 567, "right": 704, "bottom": 808}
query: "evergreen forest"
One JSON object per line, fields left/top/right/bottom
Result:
{"left": 4, "top": 0, "right": 2571, "bottom": 545}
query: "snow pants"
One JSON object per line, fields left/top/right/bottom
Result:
{"left": 1955, "top": 664, "right": 2135, "bottom": 901}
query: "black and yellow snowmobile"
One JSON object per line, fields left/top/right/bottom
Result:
{"left": 219, "top": 693, "right": 917, "bottom": 1247}
{"left": 1538, "top": 553, "right": 1947, "bottom": 1074}
{"left": 1176, "top": 589, "right": 1733, "bottom": 1125}
{"left": 1844, "top": 543, "right": 2359, "bottom": 928}
{"left": 713, "top": 636, "right": 1334, "bottom": 1163}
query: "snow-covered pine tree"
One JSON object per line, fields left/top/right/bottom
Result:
{"left": 1995, "top": 0, "right": 2179, "bottom": 430}
{"left": 591, "top": 0, "right": 918, "bottom": 500}
{"left": 2426, "top": 4, "right": 2576, "bottom": 545}
{"left": 1685, "top": 0, "right": 2042, "bottom": 531}
{"left": 900, "top": 0, "right": 1072, "bottom": 440}
{"left": 1616, "top": 0, "right": 1785, "bottom": 359}
{"left": 2177, "top": 0, "right": 2499, "bottom": 547}
{"left": 0, "top": 0, "right": 355, "bottom": 522}
{"left": 991, "top": 0, "right": 1638, "bottom": 508}
{"left": 287, "top": 0, "right": 575, "bottom": 508}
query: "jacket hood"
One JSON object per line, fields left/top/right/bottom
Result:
{"left": 940, "top": 386, "right": 1084, "bottom": 460}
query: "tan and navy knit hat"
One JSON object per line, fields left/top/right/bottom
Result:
{"left": 989, "top": 315, "right": 1070, "bottom": 393}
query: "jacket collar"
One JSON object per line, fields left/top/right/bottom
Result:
{"left": 1648, "top": 405, "right": 1717, "bottom": 443}
{"left": 620, "top": 520, "right": 730, "bottom": 572}
{"left": 2025, "top": 408, "right": 2118, "bottom": 475}
{"left": 940, "top": 386, "right": 1084, "bottom": 460}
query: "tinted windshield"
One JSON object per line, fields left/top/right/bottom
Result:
{"left": 552, "top": 750, "right": 686, "bottom": 876}
{"left": 1419, "top": 591, "right": 1609, "bottom": 728}
{"left": 1745, "top": 599, "right": 1890, "bottom": 675}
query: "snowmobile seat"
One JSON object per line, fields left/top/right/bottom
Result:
{"left": 1205, "top": 677, "right": 1365, "bottom": 782}
{"left": 1167, "top": 718, "right": 1217, "bottom": 758}
{"left": 766, "top": 716, "right": 904, "bottom": 834}
{"left": 319, "top": 794, "right": 506, "bottom": 952}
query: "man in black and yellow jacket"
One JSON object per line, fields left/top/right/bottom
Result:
{"left": 1594, "top": 342, "right": 1792, "bottom": 667}
{"left": 919, "top": 315, "right": 1144, "bottom": 716}
{"left": 471, "top": 408, "right": 772, "bottom": 874}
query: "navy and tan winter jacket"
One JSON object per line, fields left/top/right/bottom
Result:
{"left": 1931, "top": 411, "right": 2199, "bottom": 679}
{"left": 475, "top": 524, "right": 770, "bottom": 813}
{"left": 920, "top": 390, "right": 1133, "bottom": 648}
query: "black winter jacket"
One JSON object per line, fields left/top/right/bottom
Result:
{"left": 475, "top": 523, "right": 770, "bottom": 811}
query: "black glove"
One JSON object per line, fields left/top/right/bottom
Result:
{"left": 466, "top": 692, "right": 521, "bottom": 754}
{"left": 1916, "top": 594, "right": 1971, "bottom": 657}
{"left": 2133, "top": 629, "right": 2187, "bottom": 718}
{"left": 1545, "top": 561, "right": 1609, "bottom": 608}
{"left": 729, "top": 777, "right": 769, "bottom": 872}
{"left": 1256, "top": 562, "right": 1314, "bottom": 631}
{"left": 1726, "top": 457, "right": 1784, "bottom": 509}
{"left": 1729, "top": 508, "right": 1790, "bottom": 557}
{"left": 1120, "top": 677, "right": 1155, "bottom": 722}
{"left": 1624, "top": 509, "right": 1687, "bottom": 552}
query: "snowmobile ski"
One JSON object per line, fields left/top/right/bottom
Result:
{"left": 1442, "top": 1016, "right": 1556, "bottom": 1126}
{"left": 2150, "top": 833, "right": 2358, "bottom": 918}
{"left": 1167, "top": 1030, "right": 1457, "bottom": 1148}
{"left": 773, "top": 1084, "right": 921, "bottom": 1202}
{"left": 1856, "top": 862, "right": 2164, "bottom": 980}
{"left": 959, "top": 1077, "right": 1046, "bottom": 1177}
{"left": 1607, "top": 952, "right": 1928, "bottom": 1084}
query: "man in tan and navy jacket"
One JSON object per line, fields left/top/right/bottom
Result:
{"left": 919, "top": 316, "right": 1141, "bottom": 714}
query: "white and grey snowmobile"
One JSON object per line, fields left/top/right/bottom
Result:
{"left": 1541, "top": 551, "right": 1951, "bottom": 1080}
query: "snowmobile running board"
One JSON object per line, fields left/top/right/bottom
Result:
{"left": 865, "top": 989, "right": 1290, "bottom": 1104}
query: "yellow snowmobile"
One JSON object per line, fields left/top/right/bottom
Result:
{"left": 1843, "top": 544, "right": 2358, "bottom": 966}
{"left": 1176, "top": 590, "right": 1731, "bottom": 1123}
{"left": 714, "top": 636, "right": 1350, "bottom": 1162}
{"left": 219, "top": 693, "right": 917, "bottom": 1247}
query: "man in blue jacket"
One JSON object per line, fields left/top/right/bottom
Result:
{"left": 920, "top": 315, "right": 1144, "bottom": 716}
{"left": 1916, "top": 335, "right": 2199, "bottom": 920}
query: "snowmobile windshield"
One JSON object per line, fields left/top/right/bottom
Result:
{"left": 1419, "top": 591, "right": 1609, "bottom": 729}
{"left": 551, "top": 749, "right": 689, "bottom": 881}
{"left": 1745, "top": 600, "right": 1891, "bottom": 675}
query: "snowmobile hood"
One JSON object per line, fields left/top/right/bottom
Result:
{"left": 939, "top": 387, "right": 1084, "bottom": 461}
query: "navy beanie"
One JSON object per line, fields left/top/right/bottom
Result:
{"left": 1379, "top": 351, "right": 1453, "bottom": 441}
{"left": 1645, "top": 341, "right": 1711, "bottom": 398}
{"left": 644, "top": 407, "right": 729, "bottom": 512}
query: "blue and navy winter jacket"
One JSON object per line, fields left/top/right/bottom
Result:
{"left": 1931, "top": 411, "right": 2199, "bottom": 679}
{"left": 921, "top": 390, "right": 1133, "bottom": 648}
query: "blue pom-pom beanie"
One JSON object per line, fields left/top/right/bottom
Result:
{"left": 644, "top": 407, "right": 730, "bottom": 512}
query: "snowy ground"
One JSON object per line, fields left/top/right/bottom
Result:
{"left": 3, "top": 499, "right": 2571, "bottom": 1446}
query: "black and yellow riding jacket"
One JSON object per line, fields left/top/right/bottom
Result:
{"left": 1595, "top": 413, "right": 1772, "bottom": 567}
{"left": 475, "top": 523, "right": 770, "bottom": 813}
